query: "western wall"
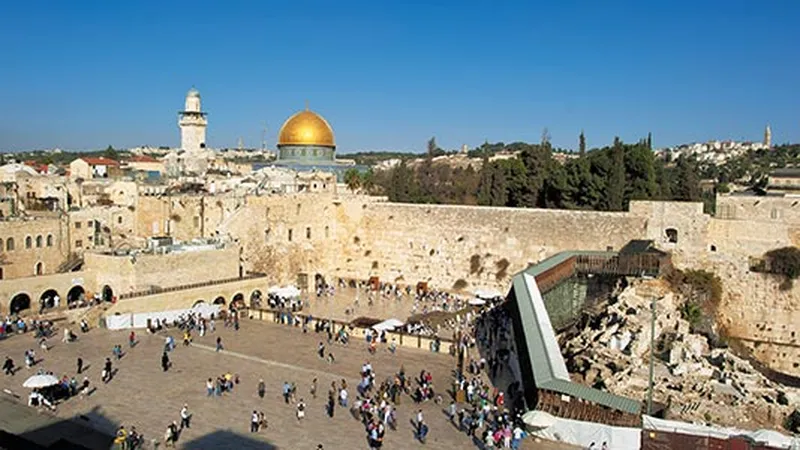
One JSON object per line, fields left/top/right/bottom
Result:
{"left": 213, "top": 193, "right": 800, "bottom": 377}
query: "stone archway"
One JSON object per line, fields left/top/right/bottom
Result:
{"left": 102, "top": 285, "right": 114, "bottom": 302}
{"left": 213, "top": 296, "right": 226, "bottom": 305}
{"left": 231, "top": 293, "right": 245, "bottom": 309}
{"left": 250, "top": 290, "right": 263, "bottom": 308}
{"left": 10, "top": 293, "right": 31, "bottom": 314}
{"left": 67, "top": 286, "right": 86, "bottom": 307}
{"left": 39, "top": 289, "right": 60, "bottom": 311}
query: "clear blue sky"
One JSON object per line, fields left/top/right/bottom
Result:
{"left": 1, "top": 1, "right": 798, "bottom": 153}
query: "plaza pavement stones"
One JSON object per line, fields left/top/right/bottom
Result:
{"left": 0, "top": 319, "right": 575, "bottom": 449}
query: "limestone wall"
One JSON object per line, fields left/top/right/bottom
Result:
{"left": 84, "top": 246, "right": 240, "bottom": 295}
{"left": 0, "top": 216, "right": 70, "bottom": 279}
{"left": 711, "top": 259, "right": 800, "bottom": 377}
{"left": 336, "top": 202, "right": 648, "bottom": 290}
{"left": 716, "top": 195, "right": 800, "bottom": 224}
{"left": 135, "top": 194, "right": 243, "bottom": 241}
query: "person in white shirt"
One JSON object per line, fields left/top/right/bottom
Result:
{"left": 180, "top": 404, "right": 191, "bottom": 429}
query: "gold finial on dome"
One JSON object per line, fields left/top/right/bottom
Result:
{"left": 277, "top": 108, "right": 335, "bottom": 148}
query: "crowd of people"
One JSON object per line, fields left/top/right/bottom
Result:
{"left": 0, "top": 273, "right": 540, "bottom": 450}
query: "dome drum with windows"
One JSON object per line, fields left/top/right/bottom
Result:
{"left": 277, "top": 107, "right": 336, "bottom": 163}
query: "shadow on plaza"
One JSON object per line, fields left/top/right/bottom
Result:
{"left": 0, "top": 405, "right": 116, "bottom": 450}
{"left": 182, "top": 430, "right": 277, "bottom": 450}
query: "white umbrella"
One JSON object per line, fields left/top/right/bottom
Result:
{"left": 468, "top": 298, "right": 487, "bottom": 306}
{"left": 23, "top": 374, "right": 60, "bottom": 389}
{"left": 521, "top": 410, "right": 557, "bottom": 429}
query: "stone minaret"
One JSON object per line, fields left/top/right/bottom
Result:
{"left": 764, "top": 124, "right": 772, "bottom": 148}
{"left": 179, "top": 87, "right": 208, "bottom": 152}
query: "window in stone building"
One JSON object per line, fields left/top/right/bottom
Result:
{"left": 325, "top": 226, "right": 329, "bottom": 238}
{"left": 770, "top": 208, "right": 780, "bottom": 219}
{"left": 35, "top": 262, "right": 43, "bottom": 276}
{"left": 306, "top": 227, "right": 311, "bottom": 239}
{"left": 665, "top": 228, "right": 679, "bottom": 244}
{"left": 710, "top": 245, "right": 717, "bottom": 252}
{"left": 264, "top": 228, "right": 270, "bottom": 242}
{"left": 6, "top": 237, "right": 14, "bottom": 251}
{"left": 296, "top": 204, "right": 301, "bottom": 215}
{"left": 0, "top": 267, "right": 3, "bottom": 279}
{"left": 35, "top": 235, "right": 42, "bottom": 248}
{"left": 25, "top": 236, "right": 32, "bottom": 249}
{"left": 193, "top": 216, "right": 199, "bottom": 228}
{"left": 118, "top": 216, "right": 123, "bottom": 224}
{"left": 46, "top": 235, "right": 53, "bottom": 246}
{"left": 75, "top": 222, "right": 81, "bottom": 229}
{"left": 76, "top": 240, "right": 83, "bottom": 248}
{"left": 87, "top": 221, "right": 93, "bottom": 228}
{"left": 288, "top": 229, "right": 293, "bottom": 242}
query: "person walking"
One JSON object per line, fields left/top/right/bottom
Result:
{"left": 215, "top": 336, "right": 223, "bottom": 352}
{"left": 310, "top": 378, "right": 318, "bottom": 399}
{"left": 161, "top": 352, "right": 170, "bottom": 372}
{"left": 76, "top": 357, "right": 83, "bottom": 375}
{"left": 257, "top": 379, "right": 266, "bottom": 399}
{"left": 3, "top": 357, "right": 14, "bottom": 376}
{"left": 180, "top": 404, "right": 191, "bottom": 429}
{"left": 250, "top": 410, "right": 259, "bottom": 433}
{"left": 102, "top": 358, "right": 112, "bottom": 383}
{"left": 128, "top": 331, "right": 136, "bottom": 348}
{"left": 296, "top": 398, "right": 306, "bottom": 420}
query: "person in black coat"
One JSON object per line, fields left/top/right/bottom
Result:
{"left": 161, "top": 352, "right": 170, "bottom": 372}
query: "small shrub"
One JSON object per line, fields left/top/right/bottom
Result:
{"left": 469, "top": 254, "right": 481, "bottom": 274}
{"left": 763, "top": 246, "right": 800, "bottom": 289}
{"left": 452, "top": 279, "right": 468, "bottom": 290}
{"left": 495, "top": 258, "right": 510, "bottom": 281}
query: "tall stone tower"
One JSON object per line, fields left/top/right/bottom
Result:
{"left": 764, "top": 124, "right": 772, "bottom": 148}
{"left": 179, "top": 87, "right": 208, "bottom": 152}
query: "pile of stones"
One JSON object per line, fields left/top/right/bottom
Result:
{"left": 559, "top": 278, "right": 800, "bottom": 430}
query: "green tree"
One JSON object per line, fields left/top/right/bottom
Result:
{"left": 344, "top": 168, "right": 362, "bottom": 193}
{"left": 103, "top": 145, "right": 118, "bottom": 160}
{"left": 579, "top": 131, "right": 586, "bottom": 156}
{"left": 674, "top": 156, "right": 702, "bottom": 201}
{"left": 607, "top": 137, "right": 626, "bottom": 210}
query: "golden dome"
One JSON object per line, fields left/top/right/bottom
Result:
{"left": 277, "top": 109, "right": 335, "bottom": 148}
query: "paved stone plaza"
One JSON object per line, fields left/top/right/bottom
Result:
{"left": 0, "top": 319, "right": 575, "bottom": 449}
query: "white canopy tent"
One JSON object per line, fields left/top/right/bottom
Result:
{"left": 268, "top": 286, "right": 301, "bottom": 298}
{"left": 473, "top": 288, "right": 504, "bottom": 300}
{"left": 371, "top": 318, "right": 404, "bottom": 332}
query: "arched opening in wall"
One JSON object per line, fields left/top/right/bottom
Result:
{"left": 39, "top": 289, "right": 59, "bottom": 311}
{"left": 231, "top": 293, "right": 245, "bottom": 310}
{"left": 6, "top": 237, "right": 14, "bottom": 251}
{"left": 665, "top": 228, "right": 679, "bottom": 244}
{"left": 213, "top": 296, "right": 226, "bottom": 305}
{"left": 102, "top": 285, "right": 114, "bottom": 302}
{"left": 35, "top": 235, "right": 42, "bottom": 248}
{"left": 250, "top": 290, "right": 262, "bottom": 308}
{"left": 10, "top": 293, "right": 31, "bottom": 314}
{"left": 46, "top": 234, "right": 53, "bottom": 247}
{"left": 67, "top": 286, "right": 86, "bottom": 307}
{"left": 25, "top": 236, "right": 32, "bottom": 249}
{"left": 193, "top": 300, "right": 206, "bottom": 308}
{"left": 35, "top": 262, "right": 43, "bottom": 276}
{"left": 710, "top": 245, "right": 717, "bottom": 252}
